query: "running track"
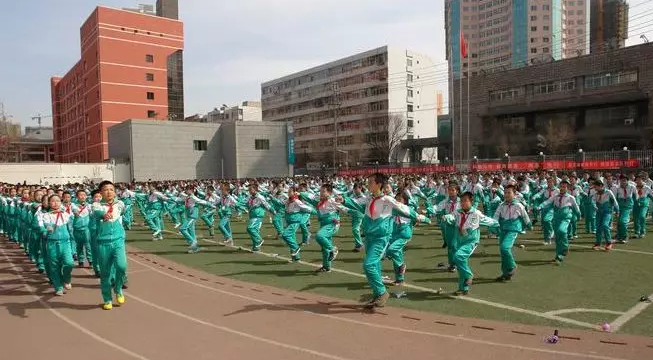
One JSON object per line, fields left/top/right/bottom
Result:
{"left": 1, "top": 241, "right": 651, "bottom": 360}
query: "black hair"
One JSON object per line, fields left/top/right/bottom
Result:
{"left": 559, "top": 180, "right": 569, "bottom": 185}
{"left": 98, "top": 180, "right": 115, "bottom": 191}
{"left": 504, "top": 184, "right": 516, "bottom": 192}
{"left": 460, "top": 192, "right": 474, "bottom": 201}
{"left": 76, "top": 189, "right": 86, "bottom": 196}
{"left": 369, "top": 173, "right": 388, "bottom": 187}
{"left": 321, "top": 183, "right": 333, "bottom": 193}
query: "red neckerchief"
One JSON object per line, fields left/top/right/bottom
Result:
{"left": 460, "top": 211, "right": 469, "bottom": 234}
{"left": 317, "top": 199, "right": 328, "bottom": 209}
{"left": 637, "top": 186, "right": 643, "bottom": 197}
{"left": 449, "top": 198, "right": 456, "bottom": 213}
{"left": 558, "top": 194, "right": 564, "bottom": 207}
{"left": 51, "top": 211, "right": 63, "bottom": 232}
{"left": 185, "top": 197, "right": 191, "bottom": 207}
{"left": 79, "top": 203, "right": 86, "bottom": 214}
{"left": 65, "top": 204, "right": 71, "bottom": 214}
{"left": 622, "top": 187, "right": 627, "bottom": 198}
{"left": 369, "top": 195, "right": 382, "bottom": 216}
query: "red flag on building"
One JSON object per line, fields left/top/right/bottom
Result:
{"left": 460, "top": 32, "right": 468, "bottom": 59}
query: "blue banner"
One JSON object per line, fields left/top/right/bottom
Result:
{"left": 287, "top": 123, "right": 295, "bottom": 165}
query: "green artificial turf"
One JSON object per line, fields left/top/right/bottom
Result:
{"left": 126, "top": 216, "right": 653, "bottom": 336}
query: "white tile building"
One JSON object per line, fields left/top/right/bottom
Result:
{"left": 261, "top": 46, "right": 440, "bottom": 167}
{"left": 207, "top": 101, "right": 262, "bottom": 123}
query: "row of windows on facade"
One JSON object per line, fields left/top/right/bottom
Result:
{"left": 262, "top": 80, "right": 390, "bottom": 114}
{"left": 489, "top": 70, "right": 638, "bottom": 101}
{"left": 262, "top": 53, "right": 388, "bottom": 95}
{"left": 293, "top": 116, "right": 417, "bottom": 138}
{"left": 262, "top": 68, "right": 389, "bottom": 106}
{"left": 191, "top": 139, "right": 270, "bottom": 151}
{"left": 295, "top": 133, "right": 387, "bottom": 149}
{"left": 266, "top": 99, "right": 394, "bottom": 124}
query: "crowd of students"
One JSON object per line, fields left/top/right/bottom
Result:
{"left": 1, "top": 169, "right": 652, "bottom": 310}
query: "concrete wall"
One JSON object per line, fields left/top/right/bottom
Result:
{"left": 108, "top": 119, "right": 290, "bottom": 180}
{"left": 233, "top": 122, "right": 289, "bottom": 178}
{"left": 109, "top": 120, "right": 221, "bottom": 181}
{"left": 0, "top": 163, "right": 130, "bottom": 185}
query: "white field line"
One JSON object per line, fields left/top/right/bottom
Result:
{"left": 609, "top": 292, "right": 653, "bottom": 332}
{"left": 0, "top": 246, "right": 153, "bottom": 360}
{"left": 127, "top": 255, "right": 633, "bottom": 360}
{"left": 518, "top": 239, "right": 653, "bottom": 256}
{"left": 156, "top": 229, "right": 598, "bottom": 330}
{"left": 545, "top": 309, "right": 625, "bottom": 316}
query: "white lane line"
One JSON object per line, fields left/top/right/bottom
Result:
{"left": 519, "top": 239, "right": 653, "bottom": 256}
{"left": 187, "top": 234, "right": 597, "bottom": 330}
{"left": 127, "top": 256, "right": 633, "bottom": 360}
{"left": 0, "top": 246, "right": 152, "bottom": 360}
{"left": 77, "top": 267, "right": 354, "bottom": 360}
{"left": 609, "top": 292, "right": 653, "bottom": 332}
{"left": 546, "top": 309, "right": 626, "bottom": 316}
{"left": 127, "top": 269, "right": 152, "bottom": 275}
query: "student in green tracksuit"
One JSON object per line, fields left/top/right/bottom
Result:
{"left": 634, "top": 174, "right": 653, "bottom": 238}
{"left": 591, "top": 180, "right": 619, "bottom": 251}
{"left": 92, "top": 181, "right": 127, "bottom": 310}
{"left": 199, "top": 186, "right": 219, "bottom": 237}
{"left": 614, "top": 175, "right": 636, "bottom": 243}
{"left": 178, "top": 186, "right": 215, "bottom": 253}
{"left": 537, "top": 180, "right": 581, "bottom": 264}
{"left": 71, "top": 189, "right": 93, "bottom": 268}
{"left": 297, "top": 183, "right": 314, "bottom": 245}
{"left": 442, "top": 192, "right": 499, "bottom": 295}
{"left": 348, "top": 183, "right": 366, "bottom": 252}
{"left": 493, "top": 185, "right": 531, "bottom": 281}
{"left": 532, "top": 178, "right": 558, "bottom": 244}
{"left": 425, "top": 182, "right": 460, "bottom": 272}
{"left": 34, "top": 194, "right": 49, "bottom": 276}
{"left": 282, "top": 187, "right": 316, "bottom": 262}
{"left": 582, "top": 182, "right": 597, "bottom": 234}
{"left": 340, "top": 173, "right": 427, "bottom": 308}
{"left": 246, "top": 183, "right": 275, "bottom": 252}
{"left": 268, "top": 186, "right": 287, "bottom": 239}
{"left": 387, "top": 190, "right": 430, "bottom": 285}
{"left": 568, "top": 175, "right": 583, "bottom": 240}
{"left": 88, "top": 190, "right": 102, "bottom": 277}
{"left": 38, "top": 194, "right": 75, "bottom": 296}
{"left": 217, "top": 183, "right": 246, "bottom": 245}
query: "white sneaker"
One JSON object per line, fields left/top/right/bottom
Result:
{"left": 64, "top": 283, "right": 72, "bottom": 290}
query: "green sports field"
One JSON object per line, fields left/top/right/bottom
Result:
{"left": 126, "top": 216, "right": 653, "bottom": 337}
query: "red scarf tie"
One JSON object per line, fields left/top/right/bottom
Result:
{"left": 369, "top": 197, "right": 381, "bottom": 216}
{"left": 460, "top": 211, "right": 468, "bottom": 234}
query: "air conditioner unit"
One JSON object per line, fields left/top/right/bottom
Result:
{"left": 624, "top": 118, "right": 634, "bottom": 125}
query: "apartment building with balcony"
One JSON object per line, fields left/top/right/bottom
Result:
{"left": 261, "top": 46, "right": 439, "bottom": 167}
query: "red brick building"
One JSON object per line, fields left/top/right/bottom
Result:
{"left": 51, "top": 3, "right": 184, "bottom": 162}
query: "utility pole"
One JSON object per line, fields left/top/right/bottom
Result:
{"left": 329, "top": 82, "right": 341, "bottom": 173}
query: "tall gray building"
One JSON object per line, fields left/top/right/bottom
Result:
{"left": 590, "top": 0, "right": 629, "bottom": 53}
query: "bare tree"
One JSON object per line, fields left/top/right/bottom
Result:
{"left": 364, "top": 114, "right": 408, "bottom": 164}
{"left": 422, "top": 147, "right": 438, "bottom": 163}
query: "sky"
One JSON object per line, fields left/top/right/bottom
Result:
{"left": 1, "top": 0, "right": 652, "bottom": 129}
{"left": 0, "top": 0, "right": 447, "bottom": 128}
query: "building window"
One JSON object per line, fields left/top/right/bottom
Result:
{"left": 531, "top": 26, "right": 537, "bottom": 31}
{"left": 531, "top": 5, "right": 537, "bottom": 10}
{"left": 145, "top": 54, "right": 154, "bottom": 63}
{"left": 255, "top": 139, "right": 270, "bottom": 150}
{"left": 584, "top": 71, "right": 638, "bottom": 89}
{"left": 531, "top": 48, "right": 537, "bottom": 53}
{"left": 543, "top": 14, "right": 550, "bottom": 20}
{"left": 407, "top": 74, "right": 413, "bottom": 82}
{"left": 193, "top": 140, "right": 208, "bottom": 151}
{"left": 147, "top": 110, "right": 156, "bottom": 118}
{"left": 543, "top": 47, "right": 550, "bottom": 53}
{"left": 407, "top": 119, "right": 414, "bottom": 127}
{"left": 407, "top": 104, "right": 414, "bottom": 112}
{"left": 407, "top": 89, "right": 414, "bottom": 98}
{"left": 407, "top": 59, "right": 413, "bottom": 66}
{"left": 147, "top": 92, "right": 155, "bottom": 100}
{"left": 489, "top": 87, "right": 524, "bottom": 102}
{"left": 530, "top": 16, "right": 537, "bottom": 21}
{"left": 543, "top": 37, "right": 549, "bottom": 43}
{"left": 146, "top": 73, "right": 154, "bottom": 81}
{"left": 533, "top": 79, "right": 576, "bottom": 95}
{"left": 531, "top": 38, "right": 536, "bottom": 43}
{"left": 543, "top": 26, "right": 550, "bottom": 31}
{"left": 543, "top": 4, "right": 550, "bottom": 10}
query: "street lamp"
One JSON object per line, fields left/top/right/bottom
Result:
{"left": 576, "top": 148, "right": 585, "bottom": 169}
{"left": 503, "top": 152, "right": 510, "bottom": 170}
{"left": 337, "top": 150, "right": 349, "bottom": 170}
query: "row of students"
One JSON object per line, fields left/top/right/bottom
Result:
{"left": 0, "top": 181, "right": 128, "bottom": 310}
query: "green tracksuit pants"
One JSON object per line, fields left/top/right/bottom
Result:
{"left": 200, "top": 211, "right": 215, "bottom": 236}
{"left": 315, "top": 223, "right": 338, "bottom": 269}
{"left": 441, "top": 222, "right": 458, "bottom": 266}
{"left": 616, "top": 208, "right": 632, "bottom": 240}
{"left": 499, "top": 231, "right": 518, "bottom": 276}
{"left": 246, "top": 217, "right": 264, "bottom": 250}
{"left": 363, "top": 236, "right": 390, "bottom": 297}
{"left": 553, "top": 218, "right": 571, "bottom": 261}
{"left": 634, "top": 205, "right": 648, "bottom": 236}
{"left": 218, "top": 216, "right": 233, "bottom": 240}
{"left": 97, "top": 239, "right": 127, "bottom": 304}
{"left": 74, "top": 228, "right": 93, "bottom": 265}
{"left": 351, "top": 215, "right": 363, "bottom": 248}
{"left": 387, "top": 225, "right": 411, "bottom": 282}
{"left": 180, "top": 218, "right": 198, "bottom": 246}
{"left": 595, "top": 210, "right": 613, "bottom": 246}
{"left": 454, "top": 240, "right": 478, "bottom": 291}
{"left": 281, "top": 222, "right": 301, "bottom": 260}
{"left": 271, "top": 213, "right": 284, "bottom": 237}
{"left": 46, "top": 240, "right": 74, "bottom": 293}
